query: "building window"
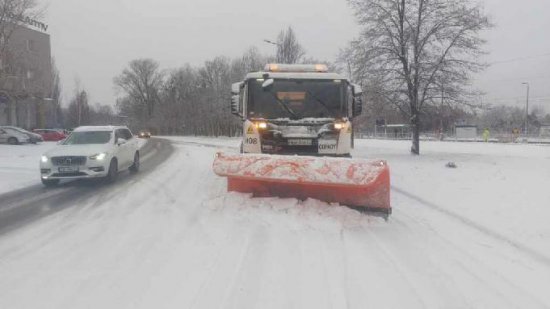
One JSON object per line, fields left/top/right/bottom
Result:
{"left": 27, "top": 39, "right": 36, "bottom": 52}
{"left": 27, "top": 69, "right": 35, "bottom": 80}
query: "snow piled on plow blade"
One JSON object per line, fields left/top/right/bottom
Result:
{"left": 212, "top": 152, "right": 391, "bottom": 215}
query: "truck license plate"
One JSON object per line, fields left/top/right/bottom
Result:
{"left": 318, "top": 140, "right": 338, "bottom": 154}
{"left": 58, "top": 166, "right": 78, "bottom": 173}
{"left": 288, "top": 139, "right": 312, "bottom": 146}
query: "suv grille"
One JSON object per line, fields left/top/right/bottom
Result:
{"left": 51, "top": 156, "right": 87, "bottom": 166}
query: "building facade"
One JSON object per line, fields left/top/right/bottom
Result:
{"left": 0, "top": 22, "right": 53, "bottom": 129}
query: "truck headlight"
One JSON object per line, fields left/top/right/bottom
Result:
{"left": 41, "top": 155, "right": 48, "bottom": 163}
{"left": 334, "top": 123, "right": 345, "bottom": 130}
{"left": 89, "top": 153, "right": 107, "bottom": 160}
{"left": 255, "top": 122, "right": 267, "bottom": 129}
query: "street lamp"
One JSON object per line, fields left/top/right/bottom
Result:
{"left": 522, "top": 82, "right": 530, "bottom": 135}
{"left": 263, "top": 39, "right": 278, "bottom": 46}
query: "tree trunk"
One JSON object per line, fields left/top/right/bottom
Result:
{"left": 410, "top": 111, "right": 420, "bottom": 155}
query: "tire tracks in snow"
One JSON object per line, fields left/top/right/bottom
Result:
{"left": 0, "top": 138, "right": 174, "bottom": 237}
{"left": 392, "top": 185, "right": 550, "bottom": 267}
{"left": 388, "top": 213, "right": 549, "bottom": 308}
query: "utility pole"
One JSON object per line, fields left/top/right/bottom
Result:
{"left": 522, "top": 82, "right": 530, "bottom": 136}
{"left": 77, "top": 96, "right": 81, "bottom": 126}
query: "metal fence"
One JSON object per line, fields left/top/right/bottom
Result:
{"left": 357, "top": 131, "right": 550, "bottom": 144}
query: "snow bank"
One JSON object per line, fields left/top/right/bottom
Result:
{"left": 356, "top": 139, "right": 550, "bottom": 257}
{"left": 0, "top": 142, "right": 57, "bottom": 194}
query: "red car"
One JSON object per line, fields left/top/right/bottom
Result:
{"left": 33, "top": 129, "right": 67, "bottom": 141}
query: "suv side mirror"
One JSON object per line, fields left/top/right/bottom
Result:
{"left": 231, "top": 82, "right": 244, "bottom": 117}
{"left": 117, "top": 138, "right": 127, "bottom": 145}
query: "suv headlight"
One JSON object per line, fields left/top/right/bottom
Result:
{"left": 89, "top": 153, "right": 107, "bottom": 161}
{"left": 41, "top": 155, "right": 48, "bottom": 163}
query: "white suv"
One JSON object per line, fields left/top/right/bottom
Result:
{"left": 40, "top": 126, "right": 140, "bottom": 186}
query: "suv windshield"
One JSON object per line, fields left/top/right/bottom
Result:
{"left": 247, "top": 79, "right": 346, "bottom": 119}
{"left": 63, "top": 131, "right": 112, "bottom": 145}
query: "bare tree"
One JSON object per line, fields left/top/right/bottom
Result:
{"left": 346, "top": 0, "right": 491, "bottom": 154}
{"left": 159, "top": 64, "right": 199, "bottom": 134}
{"left": 65, "top": 87, "right": 89, "bottom": 128}
{"left": 231, "top": 46, "right": 266, "bottom": 81}
{"left": 276, "top": 26, "right": 305, "bottom": 64}
{"left": 0, "top": 0, "right": 40, "bottom": 58}
{"left": 114, "top": 59, "right": 163, "bottom": 121}
{"left": 89, "top": 103, "right": 114, "bottom": 125}
{"left": 49, "top": 57, "right": 62, "bottom": 126}
{"left": 0, "top": 0, "right": 41, "bottom": 112}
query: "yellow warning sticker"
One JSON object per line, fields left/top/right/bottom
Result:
{"left": 246, "top": 126, "right": 255, "bottom": 135}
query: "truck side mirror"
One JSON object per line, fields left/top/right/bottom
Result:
{"left": 231, "top": 94, "right": 240, "bottom": 116}
{"left": 351, "top": 84, "right": 363, "bottom": 117}
{"left": 353, "top": 96, "right": 363, "bottom": 117}
{"left": 231, "top": 82, "right": 244, "bottom": 117}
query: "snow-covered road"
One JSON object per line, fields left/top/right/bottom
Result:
{"left": 0, "top": 137, "right": 549, "bottom": 308}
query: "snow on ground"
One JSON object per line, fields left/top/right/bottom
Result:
{"left": 0, "top": 136, "right": 549, "bottom": 308}
{"left": 354, "top": 139, "right": 550, "bottom": 257}
{"left": 0, "top": 142, "right": 57, "bottom": 194}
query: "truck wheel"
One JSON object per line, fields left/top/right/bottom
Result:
{"left": 41, "top": 178, "right": 60, "bottom": 187}
{"left": 129, "top": 152, "right": 140, "bottom": 174}
{"left": 8, "top": 137, "right": 18, "bottom": 145}
{"left": 105, "top": 159, "right": 118, "bottom": 183}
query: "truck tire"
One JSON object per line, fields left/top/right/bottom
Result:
{"left": 129, "top": 152, "right": 140, "bottom": 174}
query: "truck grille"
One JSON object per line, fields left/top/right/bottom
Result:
{"left": 51, "top": 156, "right": 87, "bottom": 166}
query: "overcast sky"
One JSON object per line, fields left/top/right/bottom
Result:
{"left": 39, "top": 0, "right": 550, "bottom": 112}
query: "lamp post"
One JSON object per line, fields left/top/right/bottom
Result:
{"left": 263, "top": 39, "right": 279, "bottom": 61}
{"left": 263, "top": 39, "right": 278, "bottom": 46}
{"left": 522, "top": 82, "right": 530, "bottom": 136}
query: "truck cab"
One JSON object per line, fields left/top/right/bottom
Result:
{"left": 231, "top": 64, "right": 363, "bottom": 157}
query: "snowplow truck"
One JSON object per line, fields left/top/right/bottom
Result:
{"left": 213, "top": 64, "right": 391, "bottom": 217}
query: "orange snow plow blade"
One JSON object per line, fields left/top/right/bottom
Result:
{"left": 213, "top": 152, "right": 391, "bottom": 216}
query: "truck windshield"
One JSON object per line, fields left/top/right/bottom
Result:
{"left": 247, "top": 79, "right": 346, "bottom": 119}
{"left": 63, "top": 131, "right": 112, "bottom": 145}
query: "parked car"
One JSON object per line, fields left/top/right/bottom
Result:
{"left": 40, "top": 126, "right": 140, "bottom": 186}
{"left": 33, "top": 129, "right": 67, "bottom": 141}
{"left": 0, "top": 126, "right": 43, "bottom": 143}
{"left": 138, "top": 130, "right": 152, "bottom": 138}
{"left": 0, "top": 127, "right": 30, "bottom": 144}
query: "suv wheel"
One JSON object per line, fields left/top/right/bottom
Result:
{"left": 41, "top": 178, "right": 60, "bottom": 187}
{"left": 8, "top": 137, "right": 18, "bottom": 145}
{"left": 105, "top": 159, "right": 118, "bottom": 183}
{"left": 129, "top": 152, "right": 140, "bottom": 174}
